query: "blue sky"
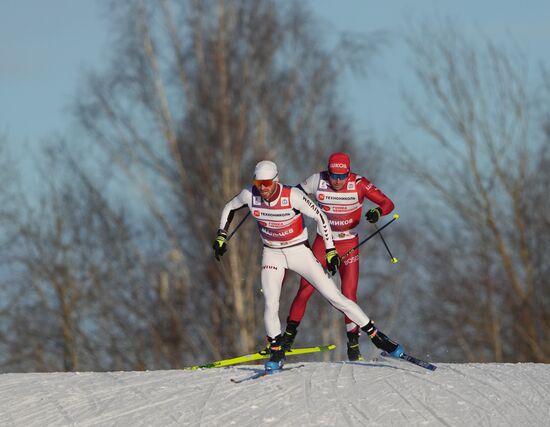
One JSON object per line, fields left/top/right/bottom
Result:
{"left": 1, "top": 0, "right": 549, "bottom": 153}
{"left": 0, "top": 1, "right": 109, "bottom": 146}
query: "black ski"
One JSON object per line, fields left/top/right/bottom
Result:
{"left": 382, "top": 351, "right": 437, "bottom": 371}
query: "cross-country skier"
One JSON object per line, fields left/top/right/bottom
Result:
{"left": 213, "top": 160, "right": 403, "bottom": 372}
{"left": 281, "top": 152, "right": 395, "bottom": 361}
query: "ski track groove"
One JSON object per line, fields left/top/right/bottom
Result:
{"left": 349, "top": 361, "right": 410, "bottom": 425}
{"left": 181, "top": 376, "right": 218, "bottom": 426}
{"left": 332, "top": 363, "right": 357, "bottom": 426}
{"left": 74, "top": 373, "right": 181, "bottom": 427}
{"left": 78, "top": 394, "right": 185, "bottom": 427}
{"left": 303, "top": 363, "right": 315, "bottom": 425}
{"left": 348, "top": 363, "right": 378, "bottom": 424}
{"left": 77, "top": 381, "right": 102, "bottom": 416}
{"left": 332, "top": 363, "right": 367, "bottom": 426}
{"left": 299, "top": 362, "right": 366, "bottom": 426}
{"left": 39, "top": 378, "right": 76, "bottom": 427}
{"left": 305, "top": 364, "right": 334, "bottom": 426}
{"left": 468, "top": 383, "right": 517, "bottom": 427}
{"left": 445, "top": 361, "right": 550, "bottom": 417}
{"left": 522, "top": 370, "right": 550, "bottom": 404}
{"left": 410, "top": 366, "right": 521, "bottom": 426}
{"left": 383, "top": 377, "right": 430, "bottom": 425}
{"left": 411, "top": 371, "right": 491, "bottom": 412}
{"left": 383, "top": 363, "right": 461, "bottom": 426}
{"left": 262, "top": 374, "right": 304, "bottom": 425}
{"left": 207, "top": 366, "right": 305, "bottom": 426}
{"left": 467, "top": 365, "right": 548, "bottom": 426}
{"left": 108, "top": 373, "right": 182, "bottom": 425}
{"left": 198, "top": 373, "right": 251, "bottom": 426}
{"left": 375, "top": 360, "right": 496, "bottom": 426}
{"left": 445, "top": 365, "right": 468, "bottom": 378}
{"left": 271, "top": 382, "right": 306, "bottom": 426}
{"left": 343, "top": 364, "right": 373, "bottom": 425}
{"left": 416, "top": 399, "right": 453, "bottom": 427}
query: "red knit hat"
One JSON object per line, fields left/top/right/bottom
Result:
{"left": 327, "top": 152, "right": 350, "bottom": 174}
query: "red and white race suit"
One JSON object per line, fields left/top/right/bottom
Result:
{"left": 219, "top": 183, "right": 371, "bottom": 338}
{"left": 288, "top": 172, "right": 395, "bottom": 332}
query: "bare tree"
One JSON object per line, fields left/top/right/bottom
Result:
{"left": 398, "top": 21, "right": 550, "bottom": 362}
{"left": 0, "top": 140, "right": 185, "bottom": 372}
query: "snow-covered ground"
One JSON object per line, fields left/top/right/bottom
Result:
{"left": 1, "top": 357, "right": 549, "bottom": 426}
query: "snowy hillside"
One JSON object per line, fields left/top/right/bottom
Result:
{"left": 1, "top": 357, "right": 549, "bottom": 426}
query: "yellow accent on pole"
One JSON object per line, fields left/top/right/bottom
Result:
{"left": 391, "top": 257, "right": 399, "bottom": 264}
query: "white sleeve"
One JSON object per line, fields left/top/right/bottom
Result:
{"left": 290, "top": 187, "right": 335, "bottom": 249}
{"left": 218, "top": 188, "right": 251, "bottom": 232}
{"left": 298, "top": 173, "right": 320, "bottom": 195}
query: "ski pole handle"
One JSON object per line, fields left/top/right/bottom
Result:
{"left": 341, "top": 213, "right": 399, "bottom": 259}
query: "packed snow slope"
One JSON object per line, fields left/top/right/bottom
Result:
{"left": 1, "top": 357, "right": 549, "bottom": 426}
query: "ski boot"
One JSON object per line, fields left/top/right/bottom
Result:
{"left": 264, "top": 335, "right": 285, "bottom": 373}
{"left": 362, "top": 321, "right": 404, "bottom": 358}
{"left": 346, "top": 330, "right": 364, "bottom": 361}
{"left": 281, "top": 320, "right": 300, "bottom": 352}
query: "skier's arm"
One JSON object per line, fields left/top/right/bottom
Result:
{"left": 213, "top": 189, "right": 250, "bottom": 261}
{"left": 218, "top": 189, "right": 251, "bottom": 232}
{"left": 296, "top": 173, "right": 320, "bottom": 196}
{"left": 290, "top": 187, "right": 335, "bottom": 250}
{"left": 358, "top": 177, "right": 395, "bottom": 215}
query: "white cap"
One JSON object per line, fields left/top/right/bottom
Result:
{"left": 254, "top": 160, "right": 279, "bottom": 181}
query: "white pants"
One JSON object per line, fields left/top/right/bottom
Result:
{"left": 261, "top": 244, "right": 371, "bottom": 338}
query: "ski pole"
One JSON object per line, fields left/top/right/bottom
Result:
{"left": 227, "top": 211, "right": 251, "bottom": 241}
{"left": 215, "top": 211, "right": 250, "bottom": 264}
{"left": 341, "top": 213, "right": 399, "bottom": 259}
{"left": 375, "top": 223, "right": 398, "bottom": 264}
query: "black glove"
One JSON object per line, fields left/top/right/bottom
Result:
{"left": 325, "top": 248, "right": 341, "bottom": 276}
{"left": 365, "top": 207, "right": 382, "bottom": 223}
{"left": 213, "top": 229, "right": 228, "bottom": 261}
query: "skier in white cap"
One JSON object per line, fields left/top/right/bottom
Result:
{"left": 213, "top": 160, "right": 403, "bottom": 372}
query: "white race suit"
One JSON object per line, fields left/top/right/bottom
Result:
{"left": 219, "top": 183, "right": 371, "bottom": 338}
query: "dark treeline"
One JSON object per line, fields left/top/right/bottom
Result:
{"left": 0, "top": 2, "right": 548, "bottom": 372}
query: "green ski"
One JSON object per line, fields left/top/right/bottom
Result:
{"left": 184, "top": 344, "right": 336, "bottom": 370}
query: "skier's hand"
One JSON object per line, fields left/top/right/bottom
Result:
{"left": 365, "top": 207, "right": 382, "bottom": 223}
{"left": 213, "top": 229, "right": 228, "bottom": 261}
{"left": 325, "top": 248, "right": 341, "bottom": 276}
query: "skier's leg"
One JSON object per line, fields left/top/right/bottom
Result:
{"left": 287, "top": 237, "right": 325, "bottom": 321}
{"left": 285, "top": 244, "right": 371, "bottom": 327}
{"left": 283, "top": 236, "right": 325, "bottom": 350}
{"left": 339, "top": 239, "right": 360, "bottom": 332}
{"left": 285, "top": 244, "right": 404, "bottom": 357}
{"left": 261, "top": 247, "right": 287, "bottom": 338}
{"left": 261, "top": 247, "right": 287, "bottom": 370}
{"left": 339, "top": 240, "right": 363, "bottom": 360}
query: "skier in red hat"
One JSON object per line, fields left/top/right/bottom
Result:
{"left": 281, "top": 152, "right": 395, "bottom": 361}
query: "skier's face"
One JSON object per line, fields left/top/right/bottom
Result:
{"left": 329, "top": 172, "right": 349, "bottom": 191}
{"left": 255, "top": 179, "right": 277, "bottom": 199}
